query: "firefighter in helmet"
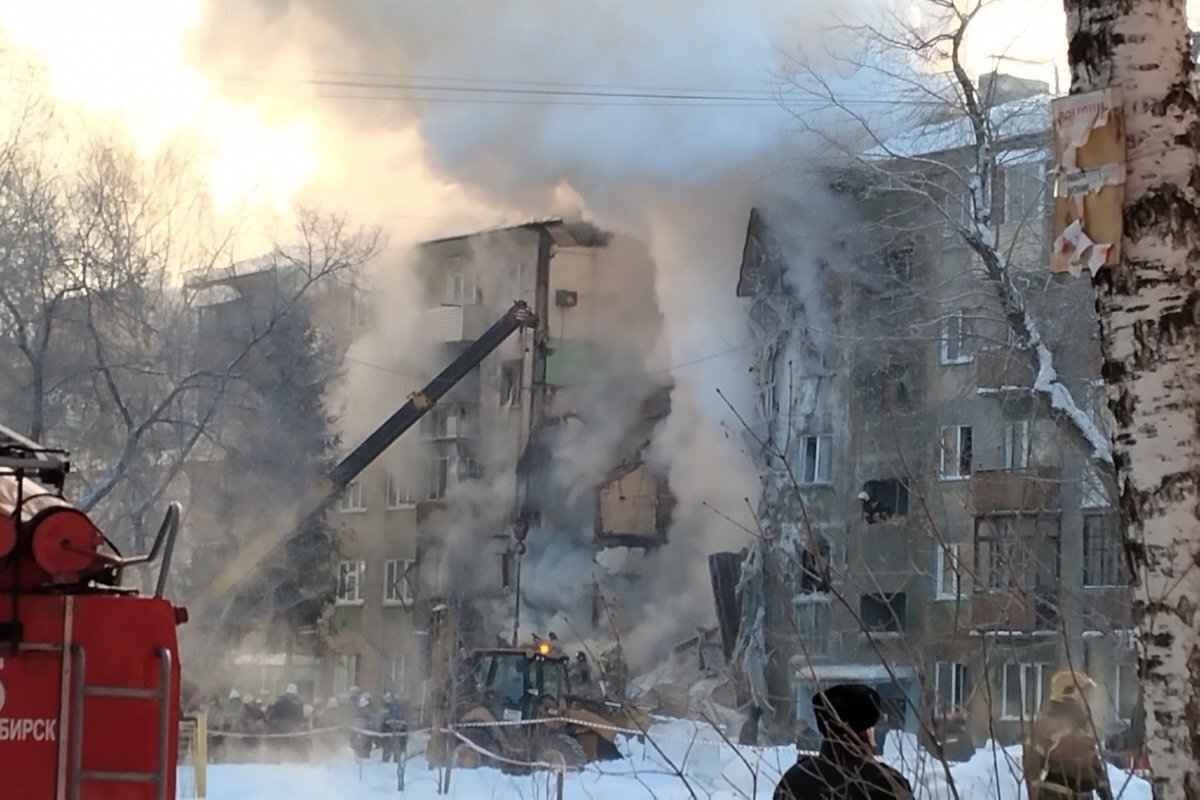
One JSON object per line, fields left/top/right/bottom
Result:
{"left": 1024, "top": 670, "right": 1113, "bottom": 800}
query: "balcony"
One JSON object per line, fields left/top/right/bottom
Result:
{"left": 969, "top": 468, "right": 1059, "bottom": 514}
{"left": 973, "top": 347, "right": 1035, "bottom": 395}
{"left": 424, "top": 304, "right": 489, "bottom": 343}
{"left": 972, "top": 588, "right": 1060, "bottom": 632}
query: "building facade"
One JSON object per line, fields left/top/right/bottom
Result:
{"left": 738, "top": 83, "right": 1136, "bottom": 744}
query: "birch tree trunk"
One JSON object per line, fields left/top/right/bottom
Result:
{"left": 1062, "top": 1, "right": 1200, "bottom": 795}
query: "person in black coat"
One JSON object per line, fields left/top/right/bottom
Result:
{"left": 774, "top": 684, "right": 914, "bottom": 800}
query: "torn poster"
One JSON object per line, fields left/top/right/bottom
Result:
{"left": 1051, "top": 219, "right": 1113, "bottom": 277}
{"left": 1050, "top": 87, "right": 1125, "bottom": 274}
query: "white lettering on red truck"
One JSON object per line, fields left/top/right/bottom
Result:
{"left": 0, "top": 717, "right": 58, "bottom": 742}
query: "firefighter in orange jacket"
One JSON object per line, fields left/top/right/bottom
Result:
{"left": 1024, "top": 670, "right": 1113, "bottom": 800}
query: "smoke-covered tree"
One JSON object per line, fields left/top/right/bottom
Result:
{"left": 209, "top": 284, "right": 343, "bottom": 643}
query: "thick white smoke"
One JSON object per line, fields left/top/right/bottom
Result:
{"left": 186, "top": 0, "right": 876, "bottom": 667}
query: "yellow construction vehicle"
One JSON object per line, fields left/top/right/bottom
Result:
{"left": 428, "top": 638, "right": 649, "bottom": 771}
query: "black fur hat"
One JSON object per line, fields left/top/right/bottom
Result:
{"left": 812, "top": 683, "right": 882, "bottom": 735}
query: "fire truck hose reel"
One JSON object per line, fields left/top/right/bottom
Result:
{"left": 29, "top": 508, "right": 102, "bottom": 576}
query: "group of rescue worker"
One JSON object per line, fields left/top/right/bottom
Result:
{"left": 200, "top": 684, "right": 407, "bottom": 764}
{"left": 772, "top": 669, "right": 1123, "bottom": 799}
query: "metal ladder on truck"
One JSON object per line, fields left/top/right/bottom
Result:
{"left": 66, "top": 643, "right": 173, "bottom": 800}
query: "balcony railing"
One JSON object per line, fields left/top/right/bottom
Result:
{"left": 424, "top": 304, "right": 489, "bottom": 343}
{"left": 972, "top": 588, "right": 1060, "bottom": 632}
{"left": 974, "top": 347, "right": 1036, "bottom": 393}
{"left": 969, "top": 468, "right": 1060, "bottom": 514}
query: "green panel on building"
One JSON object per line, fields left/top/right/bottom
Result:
{"left": 546, "top": 339, "right": 608, "bottom": 387}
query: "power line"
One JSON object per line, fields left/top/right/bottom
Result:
{"left": 343, "top": 340, "right": 753, "bottom": 388}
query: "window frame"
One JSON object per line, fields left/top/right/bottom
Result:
{"left": 935, "top": 543, "right": 966, "bottom": 600}
{"left": 860, "top": 592, "right": 907, "bottom": 634}
{"left": 382, "top": 558, "right": 415, "bottom": 606}
{"left": 862, "top": 478, "right": 910, "bottom": 521}
{"left": 1114, "top": 663, "right": 1137, "bottom": 724}
{"left": 1082, "top": 512, "right": 1125, "bottom": 588}
{"left": 939, "top": 312, "right": 974, "bottom": 365}
{"left": 934, "top": 661, "right": 968, "bottom": 715}
{"left": 337, "top": 480, "right": 366, "bottom": 513}
{"left": 336, "top": 560, "right": 365, "bottom": 606}
{"left": 939, "top": 425, "right": 973, "bottom": 480}
{"left": 1000, "top": 160, "right": 1048, "bottom": 225}
{"left": 797, "top": 434, "right": 834, "bottom": 485}
{"left": 793, "top": 596, "right": 832, "bottom": 656}
{"left": 1003, "top": 420, "right": 1030, "bottom": 470}
{"left": 1001, "top": 662, "right": 1047, "bottom": 721}
{"left": 385, "top": 472, "right": 414, "bottom": 510}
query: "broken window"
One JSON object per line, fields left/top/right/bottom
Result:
{"left": 860, "top": 479, "right": 909, "bottom": 522}
{"left": 385, "top": 472, "right": 414, "bottom": 508}
{"left": 860, "top": 592, "right": 906, "bottom": 633}
{"left": 500, "top": 359, "right": 522, "bottom": 408}
{"left": 799, "top": 535, "right": 832, "bottom": 593}
{"left": 1003, "top": 421, "right": 1030, "bottom": 470}
{"left": 793, "top": 599, "right": 831, "bottom": 655}
{"left": 939, "top": 312, "right": 974, "bottom": 365}
{"left": 383, "top": 559, "right": 414, "bottom": 605}
{"left": 1083, "top": 513, "right": 1125, "bottom": 587}
{"left": 862, "top": 362, "right": 912, "bottom": 410}
{"left": 939, "top": 425, "right": 973, "bottom": 479}
{"left": 796, "top": 435, "right": 833, "bottom": 485}
{"left": 883, "top": 243, "right": 915, "bottom": 286}
{"left": 336, "top": 561, "right": 365, "bottom": 605}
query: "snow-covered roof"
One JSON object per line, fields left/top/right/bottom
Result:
{"left": 865, "top": 94, "right": 1050, "bottom": 160}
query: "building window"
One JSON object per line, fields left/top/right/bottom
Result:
{"left": 797, "top": 435, "right": 833, "bottom": 485}
{"left": 934, "top": 662, "right": 968, "bottom": 716}
{"left": 799, "top": 535, "right": 832, "bottom": 593}
{"left": 500, "top": 359, "right": 522, "bottom": 408}
{"left": 1114, "top": 663, "right": 1138, "bottom": 723}
{"left": 383, "top": 559, "right": 414, "bottom": 605}
{"left": 1083, "top": 513, "right": 1125, "bottom": 587}
{"left": 428, "top": 451, "right": 450, "bottom": 500}
{"left": 935, "top": 544, "right": 965, "bottom": 600}
{"left": 939, "top": 425, "right": 973, "bottom": 479}
{"left": 337, "top": 480, "right": 366, "bottom": 513}
{"left": 332, "top": 654, "right": 359, "bottom": 696}
{"left": 860, "top": 592, "right": 906, "bottom": 633}
{"left": 794, "top": 598, "right": 831, "bottom": 656}
{"left": 1001, "top": 662, "right": 1048, "bottom": 720}
{"left": 862, "top": 361, "right": 912, "bottom": 411}
{"left": 999, "top": 161, "right": 1048, "bottom": 224}
{"left": 347, "top": 290, "right": 370, "bottom": 329}
{"left": 1003, "top": 421, "right": 1030, "bottom": 470}
{"left": 939, "top": 312, "right": 974, "bottom": 365}
{"left": 386, "top": 472, "right": 414, "bottom": 509}
{"left": 1081, "top": 465, "right": 1112, "bottom": 509}
{"left": 336, "top": 561, "right": 364, "bottom": 605}
{"left": 449, "top": 267, "right": 483, "bottom": 306}
{"left": 883, "top": 243, "right": 915, "bottom": 286}
{"left": 387, "top": 656, "right": 407, "bottom": 690}
{"left": 860, "top": 479, "right": 909, "bottom": 523}
{"left": 975, "top": 516, "right": 1060, "bottom": 593}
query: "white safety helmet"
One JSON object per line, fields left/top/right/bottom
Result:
{"left": 228, "top": 689, "right": 241, "bottom": 701}
{"left": 358, "top": 692, "right": 372, "bottom": 708}
{"left": 286, "top": 683, "right": 299, "bottom": 696}
{"left": 326, "top": 697, "right": 339, "bottom": 709}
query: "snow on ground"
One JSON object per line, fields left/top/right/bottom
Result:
{"left": 207, "top": 721, "right": 1152, "bottom": 799}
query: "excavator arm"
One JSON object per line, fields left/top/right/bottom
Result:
{"left": 192, "top": 300, "right": 536, "bottom": 617}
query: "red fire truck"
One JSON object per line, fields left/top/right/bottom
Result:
{"left": 0, "top": 426, "right": 186, "bottom": 800}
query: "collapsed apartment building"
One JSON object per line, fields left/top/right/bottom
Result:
{"left": 319, "top": 221, "right": 674, "bottom": 699}
{"left": 719, "top": 76, "right": 1136, "bottom": 744}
